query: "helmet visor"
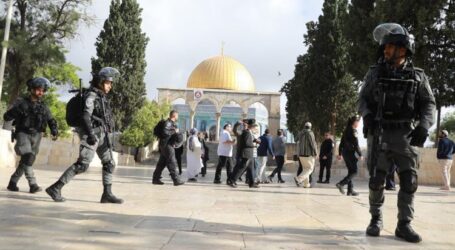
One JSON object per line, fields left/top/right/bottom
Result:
{"left": 373, "top": 23, "right": 407, "bottom": 45}
{"left": 99, "top": 67, "right": 120, "bottom": 82}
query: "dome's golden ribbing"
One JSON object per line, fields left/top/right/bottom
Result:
{"left": 187, "top": 55, "right": 255, "bottom": 91}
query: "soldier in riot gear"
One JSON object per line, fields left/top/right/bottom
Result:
{"left": 359, "top": 23, "right": 436, "bottom": 243}
{"left": 46, "top": 67, "right": 123, "bottom": 204}
{"left": 3, "top": 77, "right": 59, "bottom": 193}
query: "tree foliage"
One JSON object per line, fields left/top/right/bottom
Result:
{"left": 431, "top": 111, "right": 455, "bottom": 141}
{"left": 0, "top": 0, "right": 91, "bottom": 104}
{"left": 344, "top": 0, "right": 455, "bottom": 140}
{"left": 91, "top": 0, "right": 149, "bottom": 131}
{"left": 283, "top": 0, "right": 357, "bottom": 139}
{"left": 42, "top": 88, "right": 71, "bottom": 138}
{"left": 120, "top": 101, "right": 170, "bottom": 147}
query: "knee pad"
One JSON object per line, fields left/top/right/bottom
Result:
{"left": 369, "top": 170, "right": 387, "bottom": 191}
{"left": 102, "top": 162, "right": 115, "bottom": 174}
{"left": 20, "top": 153, "right": 36, "bottom": 166}
{"left": 74, "top": 162, "right": 89, "bottom": 174}
{"left": 399, "top": 171, "right": 418, "bottom": 194}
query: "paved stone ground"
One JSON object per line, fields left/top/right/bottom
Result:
{"left": 0, "top": 165, "right": 454, "bottom": 250}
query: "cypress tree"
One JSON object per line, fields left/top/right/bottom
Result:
{"left": 91, "top": 0, "right": 149, "bottom": 131}
{"left": 283, "top": 0, "right": 357, "bottom": 139}
{"left": 344, "top": 0, "right": 376, "bottom": 81}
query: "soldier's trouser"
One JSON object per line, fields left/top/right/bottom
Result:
{"left": 152, "top": 145, "right": 179, "bottom": 181}
{"left": 11, "top": 132, "right": 42, "bottom": 185}
{"left": 368, "top": 128, "right": 419, "bottom": 222}
{"left": 58, "top": 129, "right": 115, "bottom": 186}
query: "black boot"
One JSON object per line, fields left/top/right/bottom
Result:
{"left": 100, "top": 184, "right": 124, "bottom": 204}
{"left": 336, "top": 183, "right": 345, "bottom": 194}
{"left": 29, "top": 184, "right": 42, "bottom": 193}
{"left": 7, "top": 180, "right": 19, "bottom": 192}
{"left": 173, "top": 178, "right": 185, "bottom": 186}
{"left": 46, "top": 181, "right": 66, "bottom": 202}
{"left": 366, "top": 215, "right": 383, "bottom": 237}
{"left": 395, "top": 220, "right": 422, "bottom": 243}
{"left": 152, "top": 179, "right": 164, "bottom": 185}
{"left": 347, "top": 186, "right": 359, "bottom": 196}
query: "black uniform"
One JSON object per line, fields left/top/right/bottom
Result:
{"left": 337, "top": 126, "right": 362, "bottom": 193}
{"left": 152, "top": 119, "right": 183, "bottom": 184}
{"left": 318, "top": 138, "right": 334, "bottom": 183}
{"left": 229, "top": 128, "right": 256, "bottom": 187}
{"left": 4, "top": 96, "right": 58, "bottom": 192}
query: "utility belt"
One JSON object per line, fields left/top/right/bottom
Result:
{"left": 380, "top": 121, "right": 412, "bottom": 130}
{"left": 16, "top": 128, "right": 41, "bottom": 135}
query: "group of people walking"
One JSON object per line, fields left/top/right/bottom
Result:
{"left": 2, "top": 22, "right": 451, "bottom": 245}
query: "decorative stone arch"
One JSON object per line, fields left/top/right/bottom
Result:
{"left": 157, "top": 87, "right": 281, "bottom": 140}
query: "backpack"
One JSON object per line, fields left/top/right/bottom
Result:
{"left": 66, "top": 90, "right": 86, "bottom": 127}
{"left": 153, "top": 119, "right": 167, "bottom": 139}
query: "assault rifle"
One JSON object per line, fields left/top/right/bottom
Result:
{"left": 370, "top": 79, "right": 386, "bottom": 178}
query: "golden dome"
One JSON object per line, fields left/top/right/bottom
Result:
{"left": 187, "top": 55, "right": 255, "bottom": 91}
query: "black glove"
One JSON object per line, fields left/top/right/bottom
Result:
{"left": 363, "top": 114, "right": 374, "bottom": 130}
{"left": 86, "top": 134, "right": 97, "bottom": 146}
{"left": 51, "top": 128, "right": 59, "bottom": 137}
{"left": 408, "top": 126, "right": 428, "bottom": 147}
{"left": 51, "top": 129, "right": 59, "bottom": 141}
{"left": 362, "top": 114, "right": 375, "bottom": 138}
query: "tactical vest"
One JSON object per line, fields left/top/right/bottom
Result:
{"left": 87, "top": 90, "right": 114, "bottom": 131}
{"left": 16, "top": 99, "right": 49, "bottom": 133}
{"left": 371, "top": 66, "right": 421, "bottom": 122}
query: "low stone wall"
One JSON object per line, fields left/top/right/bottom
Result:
{"left": 0, "top": 129, "right": 135, "bottom": 170}
{"left": 283, "top": 143, "right": 455, "bottom": 186}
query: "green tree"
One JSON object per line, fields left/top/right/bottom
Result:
{"left": 345, "top": 0, "right": 455, "bottom": 143}
{"left": 42, "top": 88, "right": 71, "bottom": 138}
{"left": 120, "top": 101, "right": 170, "bottom": 147}
{"left": 0, "top": 0, "right": 91, "bottom": 104}
{"left": 0, "top": 100, "right": 6, "bottom": 123}
{"left": 91, "top": 0, "right": 149, "bottom": 131}
{"left": 344, "top": 0, "right": 376, "bottom": 81}
{"left": 424, "top": 0, "right": 455, "bottom": 144}
{"left": 283, "top": 0, "right": 357, "bottom": 139}
{"left": 431, "top": 111, "right": 455, "bottom": 142}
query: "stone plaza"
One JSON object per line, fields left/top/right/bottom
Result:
{"left": 0, "top": 163, "right": 454, "bottom": 250}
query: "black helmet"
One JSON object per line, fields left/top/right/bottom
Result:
{"left": 91, "top": 67, "right": 120, "bottom": 86}
{"left": 373, "top": 23, "right": 415, "bottom": 55}
{"left": 99, "top": 67, "right": 120, "bottom": 82}
{"left": 26, "top": 77, "right": 50, "bottom": 91}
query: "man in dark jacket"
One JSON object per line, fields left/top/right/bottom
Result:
{"left": 317, "top": 132, "right": 334, "bottom": 184}
{"left": 437, "top": 130, "right": 454, "bottom": 191}
{"left": 228, "top": 119, "right": 259, "bottom": 188}
{"left": 152, "top": 110, "right": 185, "bottom": 186}
{"left": 4, "top": 77, "right": 58, "bottom": 193}
{"left": 256, "top": 129, "right": 274, "bottom": 183}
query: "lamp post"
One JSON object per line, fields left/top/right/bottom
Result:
{"left": 0, "top": 0, "right": 14, "bottom": 100}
